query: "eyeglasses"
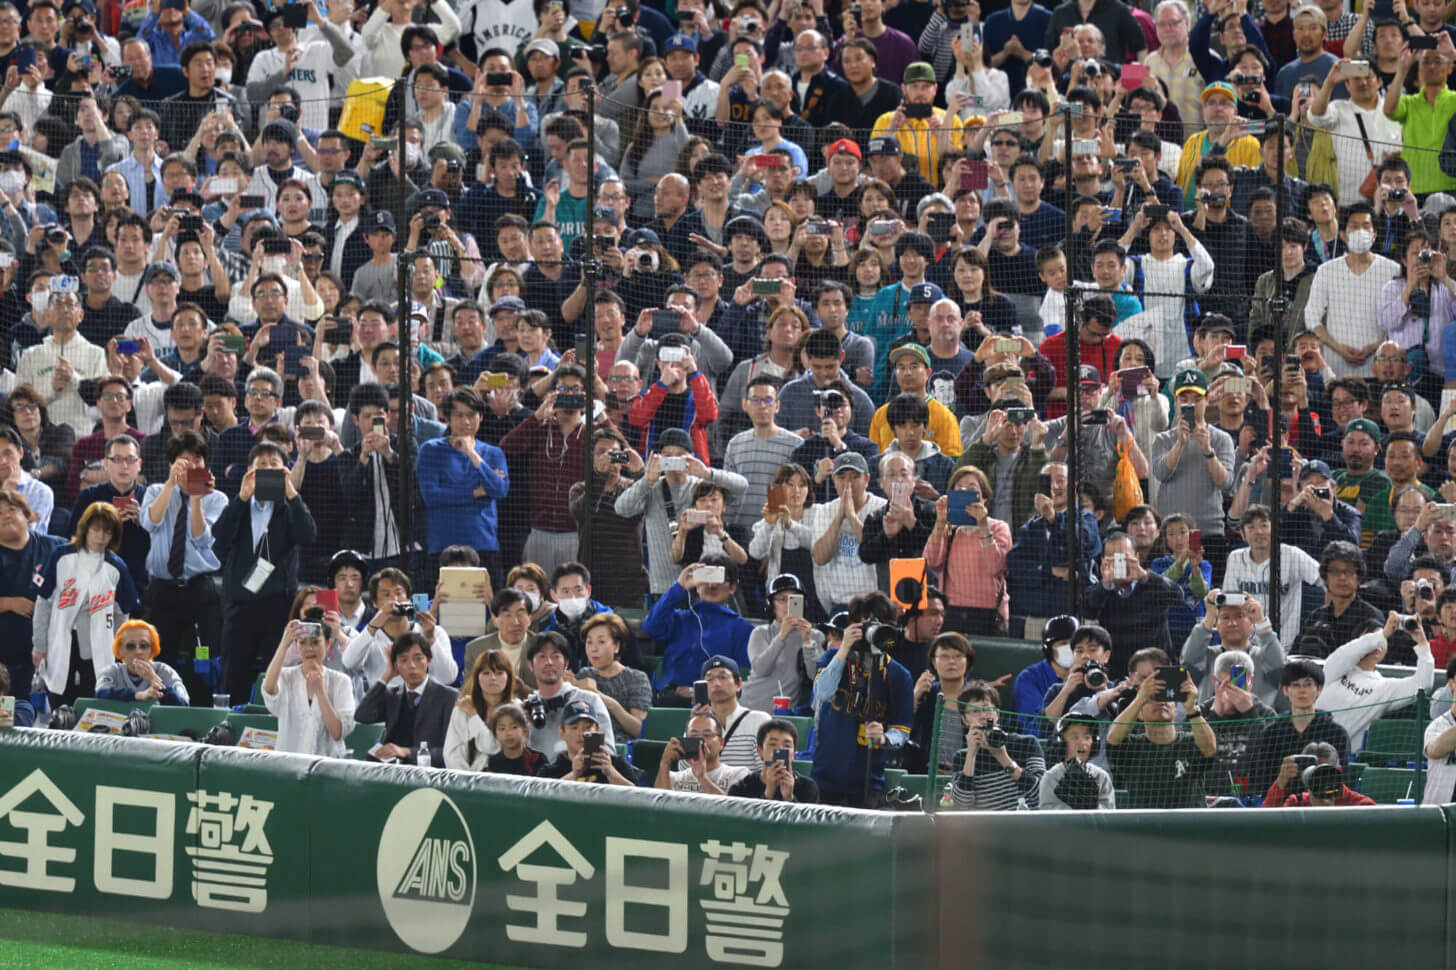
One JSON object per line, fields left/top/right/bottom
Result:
{"left": 991, "top": 139, "right": 1020, "bottom": 148}
{"left": 254, "top": 289, "right": 285, "bottom": 298}
{"left": 246, "top": 388, "right": 277, "bottom": 398}
{"left": 745, "top": 395, "right": 777, "bottom": 405}
{"left": 121, "top": 641, "right": 151, "bottom": 652}
{"left": 608, "top": 375, "right": 638, "bottom": 383}
{"left": 1374, "top": 355, "right": 1404, "bottom": 363}
{"left": 100, "top": 392, "right": 131, "bottom": 402}
{"left": 10, "top": 401, "right": 38, "bottom": 412}
{"left": 106, "top": 455, "right": 141, "bottom": 464}
{"left": 317, "top": 147, "right": 347, "bottom": 155}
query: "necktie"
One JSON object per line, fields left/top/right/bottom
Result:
{"left": 168, "top": 496, "right": 188, "bottom": 579}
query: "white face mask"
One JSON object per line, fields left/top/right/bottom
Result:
{"left": 556, "top": 595, "right": 589, "bottom": 619}
{"left": 1346, "top": 228, "right": 1374, "bottom": 254}
{"left": 215, "top": 67, "right": 232, "bottom": 85}
{"left": 0, "top": 170, "right": 24, "bottom": 196}
{"left": 1053, "top": 644, "right": 1074, "bottom": 669}
{"left": 403, "top": 143, "right": 421, "bottom": 168}
{"left": 518, "top": 588, "right": 541, "bottom": 611}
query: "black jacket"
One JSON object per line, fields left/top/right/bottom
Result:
{"left": 1085, "top": 573, "right": 1183, "bottom": 676}
{"left": 339, "top": 439, "right": 414, "bottom": 556}
{"left": 356, "top": 678, "right": 457, "bottom": 766}
{"left": 322, "top": 215, "right": 373, "bottom": 291}
{"left": 212, "top": 493, "right": 316, "bottom": 602}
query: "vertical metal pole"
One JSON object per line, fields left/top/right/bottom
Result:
{"left": 1063, "top": 105, "right": 1081, "bottom": 617}
{"left": 394, "top": 120, "right": 415, "bottom": 580}
{"left": 580, "top": 86, "right": 599, "bottom": 573}
{"left": 1266, "top": 114, "right": 1287, "bottom": 638}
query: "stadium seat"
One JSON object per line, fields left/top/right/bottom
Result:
{"left": 640, "top": 707, "right": 690, "bottom": 740}
{"left": 345, "top": 722, "right": 385, "bottom": 760}
{"left": 780, "top": 715, "right": 814, "bottom": 749}
{"left": 74, "top": 698, "right": 152, "bottom": 721}
{"left": 1114, "top": 789, "right": 1130, "bottom": 809}
{"left": 793, "top": 759, "right": 813, "bottom": 778}
{"left": 1358, "top": 766, "right": 1420, "bottom": 804}
{"left": 147, "top": 707, "right": 228, "bottom": 738}
{"left": 1357, "top": 719, "right": 1424, "bottom": 766}
{"left": 631, "top": 739, "right": 669, "bottom": 779}
{"left": 226, "top": 713, "right": 280, "bottom": 736}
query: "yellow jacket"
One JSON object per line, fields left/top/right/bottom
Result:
{"left": 870, "top": 109, "right": 965, "bottom": 185}
{"left": 1174, "top": 131, "right": 1261, "bottom": 195}
{"left": 869, "top": 396, "right": 963, "bottom": 457}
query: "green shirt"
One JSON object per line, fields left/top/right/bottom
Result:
{"left": 1361, "top": 480, "right": 1436, "bottom": 538}
{"left": 1391, "top": 89, "right": 1456, "bottom": 194}
{"left": 1333, "top": 468, "right": 1393, "bottom": 547}
{"left": 535, "top": 189, "right": 588, "bottom": 250}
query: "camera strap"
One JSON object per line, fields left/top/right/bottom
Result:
{"left": 720, "top": 707, "right": 749, "bottom": 749}
{"left": 660, "top": 479, "right": 678, "bottom": 524}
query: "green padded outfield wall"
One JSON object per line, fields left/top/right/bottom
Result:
{"left": 0, "top": 730, "right": 936, "bottom": 969}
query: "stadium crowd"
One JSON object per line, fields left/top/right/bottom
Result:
{"left": 3, "top": 0, "right": 1456, "bottom": 809}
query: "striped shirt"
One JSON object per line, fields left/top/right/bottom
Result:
{"left": 723, "top": 427, "right": 806, "bottom": 529}
{"left": 946, "top": 733, "right": 1046, "bottom": 811}
{"left": 718, "top": 705, "right": 771, "bottom": 771}
{"left": 805, "top": 493, "right": 887, "bottom": 613}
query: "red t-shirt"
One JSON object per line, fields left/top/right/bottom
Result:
{"left": 1038, "top": 331, "right": 1123, "bottom": 419}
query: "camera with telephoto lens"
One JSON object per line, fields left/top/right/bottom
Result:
{"left": 1080, "top": 661, "right": 1109, "bottom": 690}
{"left": 1032, "top": 49, "right": 1053, "bottom": 67}
{"left": 984, "top": 725, "right": 1008, "bottom": 749}
{"left": 850, "top": 621, "right": 898, "bottom": 656}
{"left": 44, "top": 224, "right": 67, "bottom": 245}
{"left": 523, "top": 694, "right": 547, "bottom": 729}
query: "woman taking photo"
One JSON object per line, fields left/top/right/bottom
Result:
{"left": 748, "top": 462, "right": 816, "bottom": 596}
{"left": 444, "top": 649, "right": 522, "bottom": 771}
{"left": 922, "top": 466, "right": 1011, "bottom": 635}
{"left": 741, "top": 573, "right": 824, "bottom": 712}
{"left": 620, "top": 88, "right": 689, "bottom": 222}
{"left": 949, "top": 246, "right": 1018, "bottom": 336}
{"left": 1101, "top": 337, "right": 1168, "bottom": 497}
{"left": 788, "top": 216, "right": 850, "bottom": 291}
{"left": 262, "top": 616, "right": 356, "bottom": 757}
{"left": 573, "top": 612, "right": 651, "bottom": 740}
{"left": 1380, "top": 229, "right": 1453, "bottom": 400}
{"left": 32, "top": 501, "right": 141, "bottom": 706}
{"left": 1149, "top": 511, "right": 1211, "bottom": 650}
{"left": 762, "top": 200, "right": 798, "bottom": 256}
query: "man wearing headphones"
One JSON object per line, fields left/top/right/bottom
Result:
{"left": 1038, "top": 713, "right": 1115, "bottom": 810}
{"left": 1011, "top": 614, "right": 1078, "bottom": 739}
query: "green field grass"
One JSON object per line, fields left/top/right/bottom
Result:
{"left": 0, "top": 908, "right": 529, "bottom": 970}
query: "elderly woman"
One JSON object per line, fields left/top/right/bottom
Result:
{"left": 32, "top": 501, "right": 141, "bottom": 705}
{"left": 95, "top": 619, "right": 189, "bottom": 705}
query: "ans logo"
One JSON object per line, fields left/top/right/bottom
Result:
{"left": 377, "top": 789, "right": 476, "bottom": 954}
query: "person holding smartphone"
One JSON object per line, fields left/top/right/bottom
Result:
{"left": 726, "top": 719, "right": 819, "bottom": 802}
{"left": 655, "top": 712, "right": 749, "bottom": 794}
{"left": 1105, "top": 659, "right": 1216, "bottom": 808}
{"left": 538, "top": 699, "right": 640, "bottom": 784}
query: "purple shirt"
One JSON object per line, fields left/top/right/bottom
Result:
{"left": 1378, "top": 277, "right": 1456, "bottom": 378}
{"left": 833, "top": 25, "right": 919, "bottom": 86}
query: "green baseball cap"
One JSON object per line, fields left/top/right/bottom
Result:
{"left": 903, "top": 61, "right": 936, "bottom": 85}
{"left": 1172, "top": 368, "right": 1209, "bottom": 396}
{"left": 1343, "top": 417, "right": 1382, "bottom": 442}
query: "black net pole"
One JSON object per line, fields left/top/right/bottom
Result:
{"left": 394, "top": 121, "right": 415, "bottom": 581}
{"left": 1063, "top": 104, "right": 1081, "bottom": 617}
{"left": 580, "top": 85, "right": 599, "bottom": 574}
{"left": 1266, "top": 113, "right": 1287, "bottom": 637}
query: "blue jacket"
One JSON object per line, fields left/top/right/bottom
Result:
{"left": 810, "top": 650, "right": 914, "bottom": 797}
{"left": 644, "top": 582, "right": 752, "bottom": 690}
{"left": 415, "top": 437, "right": 510, "bottom": 554}
{"left": 1012, "top": 659, "right": 1059, "bottom": 740}
{"left": 1006, "top": 508, "right": 1102, "bottom": 623}
{"left": 0, "top": 530, "right": 65, "bottom": 666}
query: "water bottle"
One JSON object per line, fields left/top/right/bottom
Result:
{"left": 417, "top": 748, "right": 432, "bottom": 769}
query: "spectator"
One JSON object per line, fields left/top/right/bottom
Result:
{"left": 520, "top": 631, "right": 615, "bottom": 758}
{"left": 869, "top": 345, "right": 963, "bottom": 457}
{"left": 1250, "top": 659, "right": 1352, "bottom": 796}
{"left": 1007, "top": 462, "right": 1102, "bottom": 636}
{"left": 15, "top": 281, "right": 107, "bottom": 439}
{"left": 742, "top": 573, "right": 824, "bottom": 712}
{"left": 722, "top": 374, "right": 804, "bottom": 543}
{"left": 1038, "top": 713, "right": 1116, "bottom": 810}
{"left": 1222, "top": 504, "right": 1325, "bottom": 650}
{"left": 790, "top": 381, "right": 880, "bottom": 504}
{"left": 1422, "top": 656, "right": 1456, "bottom": 804}
{"left": 1194, "top": 648, "right": 1280, "bottom": 798}
{"left": 539, "top": 696, "right": 643, "bottom": 785}
{"left": 443, "top": 649, "right": 522, "bottom": 771}
{"left": 807, "top": 451, "right": 887, "bottom": 614}
{"left": 356, "top": 631, "right": 457, "bottom": 766}
{"left": 1041, "top": 622, "right": 1115, "bottom": 727}
{"left": 654, "top": 711, "right": 751, "bottom": 794}
{"left": 1304, "top": 201, "right": 1401, "bottom": 378}
{"left": 1106, "top": 664, "right": 1216, "bottom": 808}
{"left": 907, "top": 631, "right": 978, "bottom": 773}
{"left": 1086, "top": 532, "right": 1183, "bottom": 673}
{"left": 574, "top": 612, "right": 651, "bottom": 741}
{"left": 924, "top": 465, "right": 1014, "bottom": 636}
{"left": 261, "top": 615, "right": 355, "bottom": 757}
{"left": 1385, "top": 38, "right": 1456, "bottom": 199}
{"left": 498, "top": 364, "right": 590, "bottom": 576}
{"left": 417, "top": 387, "right": 511, "bottom": 581}
{"left": 945, "top": 679, "right": 1045, "bottom": 810}
{"left": 1318, "top": 610, "right": 1436, "bottom": 750}
{"left": 859, "top": 452, "right": 937, "bottom": 589}
{"left": 71, "top": 434, "right": 150, "bottom": 596}
{"left": 726, "top": 718, "right": 819, "bottom": 802}
{"left": 645, "top": 560, "right": 753, "bottom": 708}
{"left": 1300, "top": 541, "right": 1385, "bottom": 657}
{"left": 482, "top": 704, "right": 550, "bottom": 776}
{"left": 96, "top": 619, "right": 188, "bottom": 707}
{"left": 1182, "top": 587, "right": 1286, "bottom": 710}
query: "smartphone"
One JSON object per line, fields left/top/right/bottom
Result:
{"left": 115, "top": 338, "right": 140, "bottom": 355}
{"left": 1037, "top": 472, "right": 1052, "bottom": 495}
{"left": 554, "top": 390, "right": 588, "bottom": 411}
{"left": 753, "top": 153, "right": 781, "bottom": 169}
{"left": 679, "top": 735, "right": 702, "bottom": 759}
{"left": 1112, "top": 552, "right": 1128, "bottom": 580}
{"left": 582, "top": 731, "right": 604, "bottom": 756}
{"left": 1284, "top": 353, "right": 1300, "bottom": 369}
{"left": 661, "top": 455, "right": 687, "bottom": 472}
{"left": 650, "top": 308, "right": 681, "bottom": 336}
{"left": 283, "top": 2, "right": 308, "bottom": 28}
{"left": 1144, "top": 203, "right": 1168, "bottom": 223}
{"left": 961, "top": 158, "right": 988, "bottom": 191}
{"left": 1071, "top": 138, "right": 1100, "bottom": 157}
{"left": 696, "top": 565, "right": 726, "bottom": 585}
{"left": 574, "top": 336, "right": 590, "bottom": 361}
{"left": 210, "top": 177, "right": 238, "bottom": 195}
{"left": 371, "top": 417, "right": 388, "bottom": 436}
{"left": 297, "top": 621, "right": 323, "bottom": 640}
{"left": 297, "top": 424, "right": 325, "bottom": 441}
{"left": 253, "top": 468, "right": 286, "bottom": 502}
{"left": 926, "top": 210, "right": 955, "bottom": 244}
{"left": 185, "top": 465, "right": 211, "bottom": 496}
{"left": 1223, "top": 377, "right": 1251, "bottom": 394}
{"left": 1121, "top": 62, "right": 1147, "bottom": 90}
{"left": 1228, "top": 663, "right": 1250, "bottom": 690}
{"left": 785, "top": 592, "right": 804, "bottom": 619}
{"left": 660, "top": 79, "right": 682, "bottom": 103}
{"left": 370, "top": 136, "right": 394, "bottom": 151}
{"left": 947, "top": 490, "right": 977, "bottom": 526}
{"left": 15, "top": 48, "right": 33, "bottom": 71}
{"left": 1180, "top": 403, "right": 1198, "bottom": 427}
{"left": 1277, "top": 447, "right": 1295, "bottom": 478}
{"left": 1223, "top": 344, "right": 1245, "bottom": 360}
{"left": 238, "top": 194, "right": 265, "bottom": 210}
{"left": 111, "top": 494, "right": 136, "bottom": 514}
{"left": 751, "top": 278, "right": 782, "bottom": 295}
{"left": 1346, "top": 59, "right": 1371, "bottom": 78}
{"left": 998, "top": 110, "right": 1024, "bottom": 126}
{"left": 0, "top": 694, "right": 13, "bottom": 726}
{"left": 684, "top": 508, "right": 711, "bottom": 526}
{"left": 890, "top": 480, "right": 911, "bottom": 506}
{"left": 772, "top": 748, "right": 791, "bottom": 766}
{"left": 262, "top": 237, "right": 291, "bottom": 256}
{"left": 735, "top": 53, "right": 750, "bottom": 70}
{"left": 179, "top": 214, "right": 204, "bottom": 233}
{"left": 485, "top": 372, "right": 509, "bottom": 389}
{"left": 658, "top": 345, "right": 686, "bottom": 363}
{"left": 868, "top": 219, "right": 898, "bottom": 237}
{"left": 767, "top": 484, "right": 788, "bottom": 510}
{"left": 1155, "top": 665, "right": 1187, "bottom": 702}
{"left": 1431, "top": 504, "right": 1456, "bottom": 522}
{"left": 1007, "top": 406, "right": 1035, "bottom": 424}
{"left": 693, "top": 680, "right": 709, "bottom": 706}
{"left": 1188, "top": 529, "right": 1202, "bottom": 558}
{"left": 1119, "top": 366, "right": 1150, "bottom": 397}
{"left": 903, "top": 101, "right": 932, "bottom": 120}
{"left": 412, "top": 592, "right": 431, "bottom": 614}
{"left": 1410, "top": 33, "right": 1438, "bottom": 50}
{"left": 315, "top": 588, "right": 339, "bottom": 613}
{"left": 280, "top": 344, "right": 308, "bottom": 377}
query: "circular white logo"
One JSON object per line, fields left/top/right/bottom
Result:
{"left": 377, "top": 788, "right": 477, "bottom": 954}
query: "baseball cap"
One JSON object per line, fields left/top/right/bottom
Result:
{"left": 1291, "top": 3, "right": 1325, "bottom": 24}
{"left": 330, "top": 170, "right": 365, "bottom": 192}
{"left": 903, "top": 61, "right": 936, "bottom": 84}
{"left": 367, "top": 210, "right": 396, "bottom": 233}
{"left": 626, "top": 227, "right": 662, "bottom": 248}
{"left": 1299, "top": 458, "right": 1334, "bottom": 482}
{"left": 817, "top": 611, "right": 851, "bottom": 638}
{"left": 906, "top": 282, "right": 944, "bottom": 306}
{"left": 767, "top": 573, "right": 804, "bottom": 596}
{"left": 524, "top": 38, "right": 560, "bottom": 59}
{"left": 866, "top": 136, "right": 901, "bottom": 156}
{"left": 832, "top": 450, "right": 870, "bottom": 476}
{"left": 1343, "top": 417, "right": 1383, "bottom": 442}
{"left": 656, "top": 427, "right": 693, "bottom": 451}
{"left": 888, "top": 344, "right": 932, "bottom": 368}
{"left": 700, "top": 655, "right": 741, "bottom": 677}
{"left": 428, "top": 143, "right": 467, "bottom": 167}
{"left": 663, "top": 33, "right": 698, "bottom": 54}
{"left": 826, "top": 137, "right": 862, "bottom": 161}
{"left": 1077, "top": 364, "right": 1102, "bottom": 386}
{"left": 1080, "top": 293, "right": 1117, "bottom": 325}
{"left": 1172, "top": 368, "right": 1209, "bottom": 396}
{"left": 1196, "top": 316, "right": 1237, "bottom": 338}
{"left": 1200, "top": 80, "right": 1237, "bottom": 103}
{"left": 489, "top": 294, "right": 526, "bottom": 314}
{"left": 415, "top": 187, "right": 450, "bottom": 210}
{"left": 561, "top": 699, "right": 600, "bottom": 726}
{"left": 591, "top": 205, "right": 618, "bottom": 224}
{"left": 143, "top": 262, "right": 180, "bottom": 284}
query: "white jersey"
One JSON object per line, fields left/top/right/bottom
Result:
{"left": 1423, "top": 711, "right": 1456, "bottom": 805}
{"left": 462, "top": 0, "right": 540, "bottom": 56}
{"left": 245, "top": 41, "right": 336, "bottom": 133}
{"left": 1220, "top": 544, "right": 1323, "bottom": 649}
